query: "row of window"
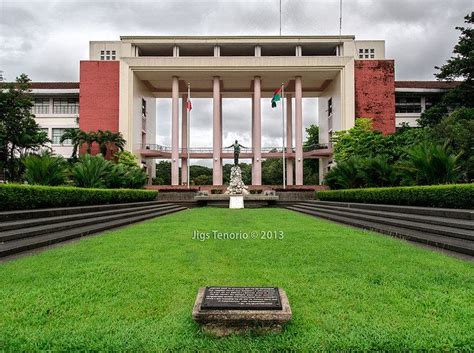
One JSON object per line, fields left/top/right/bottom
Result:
{"left": 32, "top": 98, "right": 79, "bottom": 115}
{"left": 359, "top": 48, "right": 375, "bottom": 59}
{"left": 100, "top": 50, "right": 116, "bottom": 61}
{"left": 41, "top": 128, "right": 72, "bottom": 145}
{"left": 395, "top": 96, "right": 440, "bottom": 114}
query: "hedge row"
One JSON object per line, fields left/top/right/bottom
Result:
{"left": 0, "top": 184, "right": 158, "bottom": 211}
{"left": 316, "top": 184, "right": 474, "bottom": 209}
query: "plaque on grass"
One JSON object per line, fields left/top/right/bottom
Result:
{"left": 202, "top": 286, "right": 282, "bottom": 310}
{"left": 193, "top": 286, "right": 292, "bottom": 336}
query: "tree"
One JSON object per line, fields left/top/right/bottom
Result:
{"left": 430, "top": 108, "right": 474, "bottom": 181}
{"left": 155, "top": 161, "right": 171, "bottom": 185}
{"left": 0, "top": 74, "right": 50, "bottom": 180}
{"left": 303, "top": 124, "right": 319, "bottom": 184}
{"left": 96, "top": 130, "right": 126, "bottom": 157}
{"left": 332, "top": 118, "right": 389, "bottom": 162}
{"left": 419, "top": 12, "right": 474, "bottom": 127}
{"left": 396, "top": 142, "right": 463, "bottom": 186}
{"left": 115, "top": 150, "right": 139, "bottom": 167}
{"left": 82, "top": 131, "right": 97, "bottom": 154}
{"left": 435, "top": 12, "right": 474, "bottom": 108}
{"left": 60, "top": 128, "right": 83, "bottom": 159}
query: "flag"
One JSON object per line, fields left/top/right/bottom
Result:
{"left": 186, "top": 98, "right": 192, "bottom": 111}
{"left": 271, "top": 87, "right": 282, "bottom": 108}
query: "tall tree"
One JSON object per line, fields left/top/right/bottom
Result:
{"left": 60, "top": 128, "right": 83, "bottom": 159}
{"left": 0, "top": 74, "right": 49, "bottom": 180}
{"left": 419, "top": 12, "right": 474, "bottom": 127}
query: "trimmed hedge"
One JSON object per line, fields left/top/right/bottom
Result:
{"left": 316, "top": 184, "right": 474, "bottom": 209}
{"left": 0, "top": 184, "right": 158, "bottom": 211}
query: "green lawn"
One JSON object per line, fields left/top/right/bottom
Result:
{"left": 1, "top": 208, "right": 473, "bottom": 351}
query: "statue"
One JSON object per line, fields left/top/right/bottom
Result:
{"left": 226, "top": 140, "right": 247, "bottom": 166}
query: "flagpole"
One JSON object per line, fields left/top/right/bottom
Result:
{"left": 282, "top": 82, "right": 286, "bottom": 189}
{"left": 187, "top": 83, "right": 191, "bottom": 189}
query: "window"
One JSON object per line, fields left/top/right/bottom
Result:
{"left": 425, "top": 95, "right": 441, "bottom": 110}
{"left": 358, "top": 48, "right": 375, "bottom": 59}
{"left": 328, "top": 98, "right": 333, "bottom": 116}
{"left": 396, "top": 96, "right": 422, "bottom": 113}
{"left": 32, "top": 98, "right": 50, "bottom": 114}
{"left": 100, "top": 49, "right": 116, "bottom": 60}
{"left": 53, "top": 98, "right": 79, "bottom": 114}
{"left": 52, "top": 128, "right": 70, "bottom": 145}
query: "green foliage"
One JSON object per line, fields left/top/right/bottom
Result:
{"left": 304, "top": 124, "right": 319, "bottom": 148}
{"left": 359, "top": 155, "right": 398, "bottom": 187}
{"left": 397, "top": 142, "right": 463, "bottom": 185}
{"left": 22, "top": 151, "right": 67, "bottom": 186}
{"left": 96, "top": 130, "right": 126, "bottom": 157}
{"left": 192, "top": 174, "right": 212, "bottom": 185}
{"left": 317, "top": 184, "right": 474, "bottom": 209}
{"left": 60, "top": 128, "right": 83, "bottom": 159}
{"left": 262, "top": 158, "right": 283, "bottom": 185}
{"left": 155, "top": 161, "right": 171, "bottom": 185}
{"left": 0, "top": 74, "right": 50, "bottom": 180}
{"left": 324, "top": 157, "right": 365, "bottom": 189}
{"left": 435, "top": 12, "right": 474, "bottom": 108}
{"left": 332, "top": 118, "right": 389, "bottom": 162}
{"left": 430, "top": 108, "right": 474, "bottom": 180}
{"left": 71, "top": 154, "right": 112, "bottom": 188}
{"left": 0, "top": 183, "right": 157, "bottom": 211}
{"left": 115, "top": 150, "right": 139, "bottom": 168}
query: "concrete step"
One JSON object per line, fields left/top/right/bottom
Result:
{"left": 0, "top": 203, "right": 175, "bottom": 232}
{"left": 0, "top": 204, "right": 180, "bottom": 242}
{"left": 0, "top": 201, "right": 166, "bottom": 222}
{"left": 298, "top": 202, "right": 474, "bottom": 231}
{"left": 309, "top": 200, "right": 474, "bottom": 220}
{"left": 294, "top": 203, "right": 474, "bottom": 241}
{"left": 0, "top": 206, "right": 187, "bottom": 258}
{"left": 287, "top": 206, "right": 474, "bottom": 257}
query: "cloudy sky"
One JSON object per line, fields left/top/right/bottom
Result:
{"left": 0, "top": 0, "right": 470, "bottom": 164}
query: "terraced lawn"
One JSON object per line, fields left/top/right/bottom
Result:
{"left": 1, "top": 208, "right": 473, "bottom": 351}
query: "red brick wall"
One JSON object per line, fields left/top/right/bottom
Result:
{"left": 354, "top": 60, "right": 396, "bottom": 134}
{"left": 79, "top": 61, "right": 120, "bottom": 154}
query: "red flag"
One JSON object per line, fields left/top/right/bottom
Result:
{"left": 186, "top": 98, "right": 192, "bottom": 111}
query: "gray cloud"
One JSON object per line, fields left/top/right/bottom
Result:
{"left": 0, "top": 0, "right": 470, "bottom": 166}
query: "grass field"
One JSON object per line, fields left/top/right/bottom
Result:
{"left": 1, "top": 208, "right": 473, "bottom": 351}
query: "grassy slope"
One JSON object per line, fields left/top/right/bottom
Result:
{"left": 0, "top": 208, "right": 473, "bottom": 351}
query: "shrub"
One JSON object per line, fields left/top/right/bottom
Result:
{"left": 396, "top": 142, "right": 463, "bottom": 185}
{"left": 71, "top": 154, "right": 112, "bottom": 188}
{"left": 23, "top": 151, "right": 67, "bottom": 186}
{"left": 316, "top": 184, "right": 474, "bottom": 209}
{"left": 324, "top": 157, "right": 365, "bottom": 189}
{"left": 0, "top": 184, "right": 158, "bottom": 211}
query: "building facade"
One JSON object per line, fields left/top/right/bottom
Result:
{"left": 22, "top": 35, "right": 454, "bottom": 185}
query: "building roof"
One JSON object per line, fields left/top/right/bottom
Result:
{"left": 395, "top": 81, "right": 460, "bottom": 89}
{"left": 0, "top": 82, "right": 79, "bottom": 89}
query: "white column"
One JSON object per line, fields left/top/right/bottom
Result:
{"left": 181, "top": 94, "right": 188, "bottom": 185}
{"left": 295, "top": 76, "right": 303, "bottom": 185}
{"left": 252, "top": 77, "right": 262, "bottom": 185}
{"left": 286, "top": 94, "right": 294, "bottom": 185}
{"left": 171, "top": 76, "right": 179, "bottom": 185}
{"left": 212, "top": 77, "right": 222, "bottom": 185}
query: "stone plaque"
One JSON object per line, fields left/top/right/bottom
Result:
{"left": 201, "top": 286, "right": 282, "bottom": 310}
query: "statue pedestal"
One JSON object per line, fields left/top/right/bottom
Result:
{"left": 229, "top": 196, "right": 244, "bottom": 209}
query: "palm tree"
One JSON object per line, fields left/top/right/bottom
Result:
{"left": 96, "top": 130, "right": 126, "bottom": 157}
{"left": 23, "top": 151, "right": 67, "bottom": 186}
{"left": 60, "top": 128, "right": 83, "bottom": 159}
{"left": 83, "top": 131, "right": 97, "bottom": 154}
{"left": 397, "top": 142, "right": 463, "bottom": 185}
